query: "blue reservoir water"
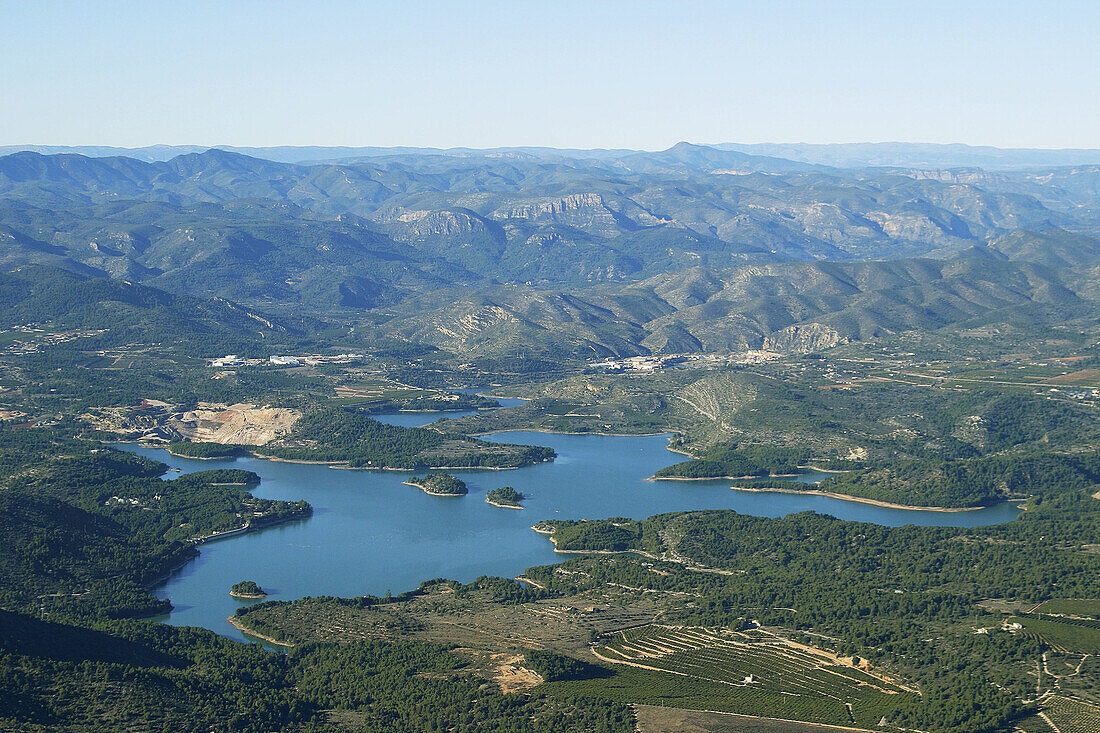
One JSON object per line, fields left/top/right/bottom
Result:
{"left": 122, "top": 432, "right": 1020, "bottom": 644}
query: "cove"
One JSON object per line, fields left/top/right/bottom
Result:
{"left": 124, "top": 431, "right": 1021, "bottom": 645}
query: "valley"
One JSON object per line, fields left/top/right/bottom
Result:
{"left": 0, "top": 143, "right": 1098, "bottom": 733}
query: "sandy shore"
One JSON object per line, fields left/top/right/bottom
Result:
{"left": 728, "top": 485, "right": 987, "bottom": 512}
{"left": 800, "top": 465, "right": 851, "bottom": 474}
{"left": 471, "top": 427, "right": 670, "bottom": 438}
{"left": 648, "top": 464, "right": 850, "bottom": 482}
{"left": 486, "top": 497, "right": 524, "bottom": 509}
{"left": 648, "top": 472, "right": 804, "bottom": 482}
{"left": 227, "top": 616, "right": 293, "bottom": 647}
{"left": 252, "top": 454, "right": 349, "bottom": 465}
{"left": 553, "top": 547, "right": 625, "bottom": 555}
{"left": 165, "top": 449, "right": 224, "bottom": 460}
{"left": 246, "top": 454, "right": 538, "bottom": 473}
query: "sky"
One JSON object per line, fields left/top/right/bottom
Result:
{"left": 1, "top": 0, "right": 1098, "bottom": 150}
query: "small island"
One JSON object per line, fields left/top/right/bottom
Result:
{"left": 486, "top": 486, "right": 526, "bottom": 509}
{"left": 404, "top": 472, "right": 468, "bottom": 496}
{"left": 230, "top": 580, "right": 267, "bottom": 599}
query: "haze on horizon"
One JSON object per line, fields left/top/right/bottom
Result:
{"left": 1, "top": 0, "right": 1099, "bottom": 151}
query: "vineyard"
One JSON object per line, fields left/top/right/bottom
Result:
{"left": 1043, "top": 695, "right": 1100, "bottom": 733}
{"left": 1014, "top": 615, "right": 1100, "bottom": 655}
{"left": 585, "top": 624, "right": 914, "bottom": 727}
{"left": 1031, "top": 599, "right": 1100, "bottom": 618}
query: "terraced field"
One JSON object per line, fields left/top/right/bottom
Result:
{"left": 591, "top": 624, "right": 913, "bottom": 727}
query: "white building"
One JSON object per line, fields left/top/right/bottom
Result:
{"left": 210, "top": 354, "right": 242, "bottom": 367}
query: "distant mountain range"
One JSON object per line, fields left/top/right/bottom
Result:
{"left": 1, "top": 144, "right": 1097, "bottom": 360}
{"left": 713, "top": 142, "right": 1100, "bottom": 170}
{"left": 5, "top": 141, "right": 1100, "bottom": 169}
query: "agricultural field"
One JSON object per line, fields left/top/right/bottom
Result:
{"left": 1031, "top": 599, "right": 1100, "bottom": 619}
{"left": 577, "top": 624, "right": 913, "bottom": 728}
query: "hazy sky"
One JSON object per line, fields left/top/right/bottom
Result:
{"left": 2, "top": 0, "right": 1098, "bottom": 149}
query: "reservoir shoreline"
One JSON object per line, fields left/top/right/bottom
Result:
{"left": 121, "top": 432, "right": 1021, "bottom": 644}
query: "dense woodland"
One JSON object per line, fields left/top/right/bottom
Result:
{"left": 0, "top": 611, "right": 633, "bottom": 732}
{"left": 0, "top": 427, "right": 308, "bottom": 620}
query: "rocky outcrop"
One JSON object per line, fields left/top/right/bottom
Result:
{"left": 763, "top": 324, "right": 847, "bottom": 354}
{"left": 169, "top": 403, "right": 301, "bottom": 445}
